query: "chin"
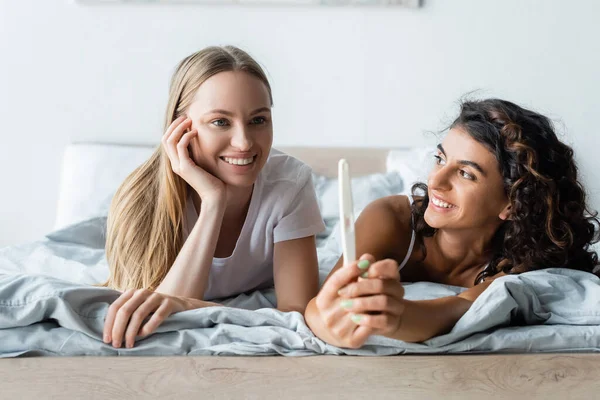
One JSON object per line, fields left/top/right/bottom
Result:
{"left": 424, "top": 209, "right": 442, "bottom": 229}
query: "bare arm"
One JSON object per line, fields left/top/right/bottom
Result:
{"left": 305, "top": 195, "right": 503, "bottom": 347}
{"left": 273, "top": 236, "right": 320, "bottom": 313}
{"left": 305, "top": 197, "right": 408, "bottom": 346}
{"left": 155, "top": 200, "right": 225, "bottom": 299}
{"left": 385, "top": 277, "right": 498, "bottom": 342}
{"left": 355, "top": 274, "right": 499, "bottom": 343}
{"left": 386, "top": 297, "right": 474, "bottom": 343}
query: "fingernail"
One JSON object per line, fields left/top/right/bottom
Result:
{"left": 351, "top": 314, "right": 362, "bottom": 323}
{"left": 358, "top": 260, "right": 370, "bottom": 270}
{"left": 340, "top": 300, "right": 353, "bottom": 309}
{"left": 126, "top": 342, "right": 132, "bottom": 349}
{"left": 337, "top": 289, "right": 346, "bottom": 296}
{"left": 113, "top": 341, "right": 121, "bottom": 348}
{"left": 361, "top": 272, "right": 369, "bottom": 278}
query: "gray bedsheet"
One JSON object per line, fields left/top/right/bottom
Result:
{"left": 1, "top": 217, "right": 599, "bottom": 357}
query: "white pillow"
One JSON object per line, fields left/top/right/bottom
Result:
{"left": 55, "top": 143, "right": 156, "bottom": 230}
{"left": 386, "top": 147, "right": 435, "bottom": 194}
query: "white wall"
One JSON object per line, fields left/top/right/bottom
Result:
{"left": 1, "top": 0, "right": 599, "bottom": 247}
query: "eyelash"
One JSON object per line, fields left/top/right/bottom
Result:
{"left": 433, "top": 154, "right": 476, "bottom": 181}
{"left": 211, "top": 119, "right": 229, "bottom": 127}
{"left": 251, "top": 116, "right": 267, "bottom": 125}
{"left": 210, "top": 116, "right": 269, "bottom": 128}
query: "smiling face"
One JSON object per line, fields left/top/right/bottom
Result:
{"left": 424, "top": 127, "right": 511, "bottom": 231}
{"left": 185, "top": 70, "right": 273, "bottom": 188}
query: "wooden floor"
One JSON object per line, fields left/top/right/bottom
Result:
{"left": 3, "top": 354, "right": 600, "bottom": 399}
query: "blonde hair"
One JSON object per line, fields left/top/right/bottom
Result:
{"left": 102, "top": 46, "right": 273, "bottom": 291}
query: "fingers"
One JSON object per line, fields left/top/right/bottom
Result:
{"left": 338, "top": 278, "right": 404, "bottom": 301}
{"left": 168, "top": 117, "right": 192, "bottom": 147}
{"left": 349, "top": 326, "right": 375, "bottom": 348}
{"left": 162, "top": 117, "right": 192, "bottom": 169}
{"left": 340, "top": 294, "right": 405, "bottom": 316}
{"left": 103, "top": 289, "right": 135, "bottom": 343}
{"left": 358, "top": 253, "right": 376, "bottom": 265}
{"left": 165, "top": 115, "right": 187, "bottom": 138}
{"left": 138, "top": 302, "right": 174, "bottom": 338}
{"left": 360, "top": 258, "right": 400, "bottom": 281}
{"left": 110, "top": 289, "right": 152, "bottom": 348}
{"left": 176, "top": 129, "right": 198, "bottom": 165}
{"left": 324, "top": 312, "right": 375, "bottom": 349}
{"left": 318, "top": 254, "right": 376, "bottom": 304}
{"left": 123, "top": 294, "right": 163, "bottom": 348}
{"left": 348, "top": 312, "right": 402, "bottom": 335}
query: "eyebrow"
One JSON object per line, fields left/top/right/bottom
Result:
{"left": 437, "top": 144, "right": 487, "bottom": 176}
{"left": 204, "top": 107, "right": 271, "bottom": 117}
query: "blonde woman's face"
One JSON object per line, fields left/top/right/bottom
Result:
{"left": 186, "top": 71, "right": 273, "bottom": 188}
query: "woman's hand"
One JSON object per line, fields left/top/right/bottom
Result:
{"left": 103, "top": 289, "right": 188, "bottom": 349}
{"left": 337, "top": 257, "right": 406, "bottom": 337}
{"left": 162, "top": 116, "right": 226, "bottom": 204}
{"left": 311, "top": 254, "right": 406, "bottom": 348}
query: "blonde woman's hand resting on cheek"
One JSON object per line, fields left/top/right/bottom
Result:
{"left": 162, "top": 115, "right": 226, "bottom": 204}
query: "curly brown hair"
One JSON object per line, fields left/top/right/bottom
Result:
{"left": 410, "top": 98, "right": 600, "bottom": 285}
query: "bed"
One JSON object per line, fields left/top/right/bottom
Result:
{"left": 2, "top": 143, "right": 600, "bottom": 399}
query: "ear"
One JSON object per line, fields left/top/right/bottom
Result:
{"left": 499, "top": 203, "right": 512, "bottom": 221}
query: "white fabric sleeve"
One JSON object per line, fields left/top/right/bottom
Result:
{"left": 273, "top": 166, "right": 326, "bottom": 243}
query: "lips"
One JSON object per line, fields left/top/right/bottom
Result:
{"left": 219, "top": 155, "right": 257, "bottom": 166}
{"left": 430, "top": 194, "right": 456, "bottom": 209}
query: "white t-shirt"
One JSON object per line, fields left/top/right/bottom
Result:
{"left": 182, "top": 149, "right": 326, "bottom": 300}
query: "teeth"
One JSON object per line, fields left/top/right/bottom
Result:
{"left": 432, "top": 197, "right": 455, "bottom": 209}
{"left": 223, "top": 156, "right": 254, "bottom": 166}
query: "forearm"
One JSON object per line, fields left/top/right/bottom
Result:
{"left": 387, "top": 296, "right": 473, "bottom": 343}
{"left": 156, "top": 201, "right": 225, "bottom": 299}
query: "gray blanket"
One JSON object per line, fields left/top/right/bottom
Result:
{"left": 1, "top": 217, "right": 599, "bottom": 357}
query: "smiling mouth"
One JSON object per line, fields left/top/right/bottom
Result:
{"left": 431, "top": 196, "right": 456, "bottom": 209}
{"left": 220, "top": 155, "right": 257, "bottom": 166}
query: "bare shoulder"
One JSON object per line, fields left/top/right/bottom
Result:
{"left": 323, "top": 195, "right": 414, "bottom": 282}
{"left": 355, "top": 195, "right": 414, "bottom": 261}
{"left": 358, "top": 194, "right": 410, "bottom": 226}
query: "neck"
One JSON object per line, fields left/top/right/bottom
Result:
{"left": 428, "top": 223, "right": 503, "bottom": 281}
{"left": 223, "top": 185, "right": 254, "bottom": 220}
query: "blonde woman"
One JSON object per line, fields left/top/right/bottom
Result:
{"left": 102, "top": 46, "right": 325, "bottom": 349}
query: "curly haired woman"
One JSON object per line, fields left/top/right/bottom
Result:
{"left": 305, "top": 98, "right": 600, "bottom": 348}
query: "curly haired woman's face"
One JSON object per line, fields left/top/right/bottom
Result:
{"left": 424, "top": 127, "right": 511, "bottom": 231}
{"left": 186, "top": 71, "right": 273, "bottom": 188}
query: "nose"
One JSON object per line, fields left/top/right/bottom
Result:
{"left": 230, "top": 125, "right": 253, "bottom": 152}
{"left": 428, "top": 165, "right": 452, "bottom": 191}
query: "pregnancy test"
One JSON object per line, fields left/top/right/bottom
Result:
{"left": 338, "top": 159, "right": 356, "bottom": 265}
